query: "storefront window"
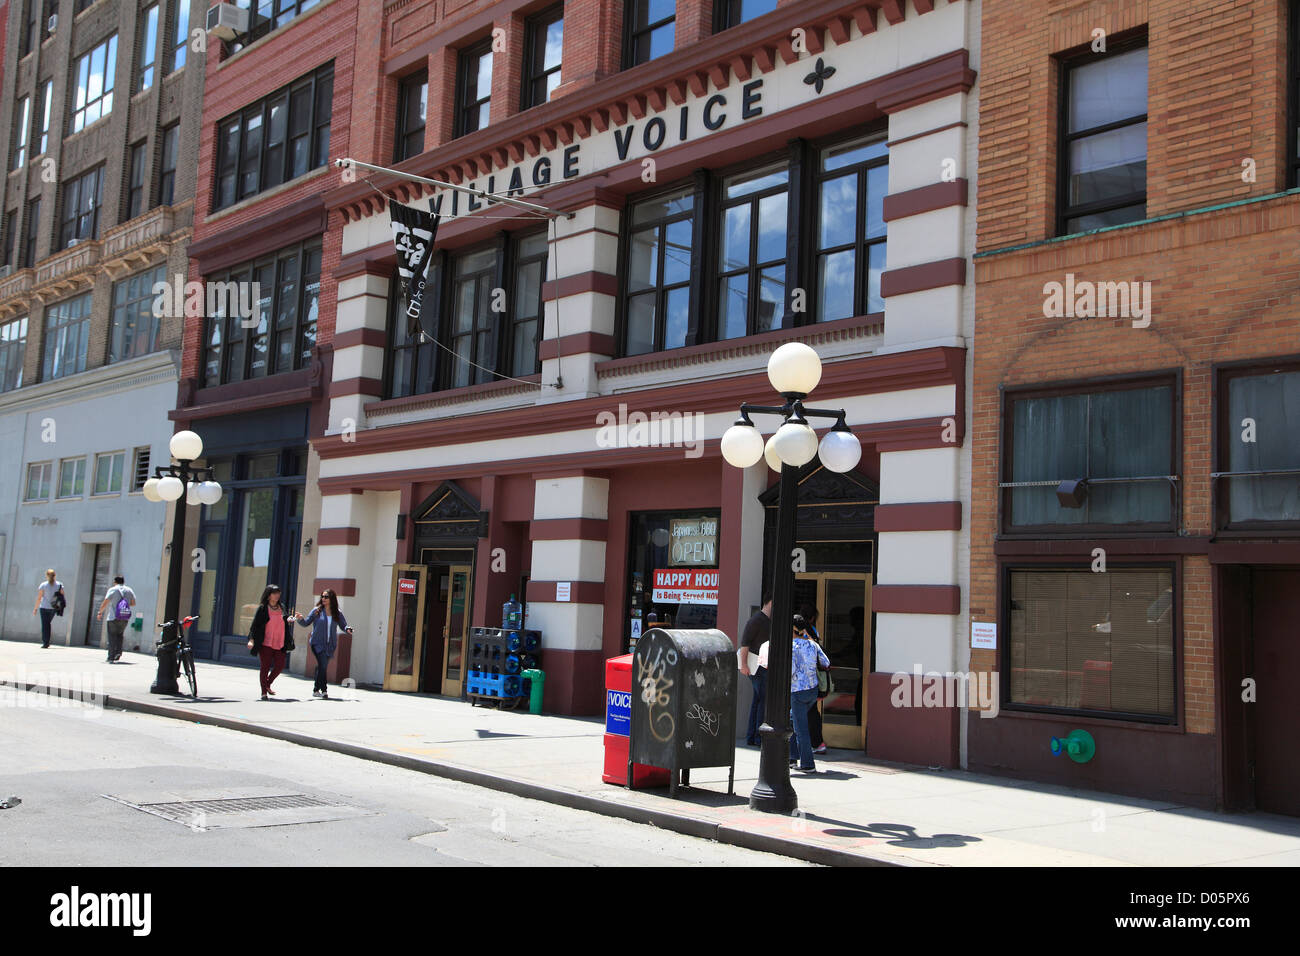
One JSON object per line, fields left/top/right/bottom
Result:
{"left": 625, "top": 510, "right": 720, "bottom": 650}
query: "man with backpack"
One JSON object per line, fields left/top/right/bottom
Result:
{"left": 97, "top": 575, "right": 136, "bottom": 663}
{"left": 32, "top": 569, "right": 65, "bottom": 648}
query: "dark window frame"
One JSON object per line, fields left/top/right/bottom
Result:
{"left": 1290, "top": 0, "right": 1300, "bottom": 188}
{"left": 623, "top": 0, "right": 676, "bottom": 69}
{"left": 156, "top": 123, "right": 179, "bottom": 207}
{"left": 212, "top": 63, "right": 333, "bottom": 212}
{"left": 24, "top": 197, "right": 41, "bottom": 268}
{"left": 716, "top": 160, "right": 791, "bottom": 341}
{"left": 0, "top": 315, "right": 28, "bottom": 394}
{"left": 1056, "top": 33, "right": 1148, "bottom": 236}
{"left": 60, "top": 165, "right": 104, "bottom": 248}
{"left": 125, "top": 140, "right": 147, "bottom": 220}
{"left": 999, "top": 560, "right": 1180, "bottom": 724}
{"left": 168, "top": 0, "right": 190, "bottom": 73}
{"left": 618, "top": 180, "right": 698, "bottom": 356}
{"left": 454, "top": 39, "right": 493, "bottom": 137}
{"left": 137, "top": 3, "right": 160, "bottom": 92}
{"left": 37, "top": 79, "right": 53, "bottom": 155}
{"left": 110, "top": 264, "right": 167, "bottom": 363}
{"left": 812, "top": 131, "right": 889, "bottom": 323}
{"left": 1213, "top": 355, "right": 1300, "bottom": 534}
{"left": 522, "top": 4, "right": 564, "bottom": 110}
{"left": 394, "top": 70, "right": 428, "bottom": 162}
{"left": 12, "top": 95, "right": 31, "bottom": 171}
{"left": 69, "top": 34, "right": 119, "bottom": 134}
{"left": 42, "top": 292, "right": 94, "bottom": 381}
{"left": 442, "top": 240, "right": 506, "bottom": 389}
{"left": 713, "top": 0, "right": 779, "bottom": 32}
{"left": 998, "top": 371, "right": 1182, "bottom": 538}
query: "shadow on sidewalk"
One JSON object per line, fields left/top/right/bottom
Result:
{"left": 804, "top": 814, "right": 983, "bottom": 849}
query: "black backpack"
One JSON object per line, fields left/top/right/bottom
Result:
{"left": 51, "top": 587, "right": 66, "bottom": 616}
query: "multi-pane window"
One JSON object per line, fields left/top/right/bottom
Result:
{"left": 1219, "top": 365, "right": 1300, "bottom": 527}
{"left": 37, "top": 79, "right": 53, "bottom": 155}
{"left": 93, "top": 452, "right": 125, "bottom": 495}
{"left": 111, "top": 265, "right": 166, "bottom": 362}
{"left": 24, "top": 462, "right": 52, "bottom": 502}
{"left": 815, "top": 135, "right": 888, "bottom": 321}
{"left": 523, "top": 5, "right": 564, "bottom": 109}
{"left": 715, "top": 0, "right": 778, "bottom": 30}
{"left": 131, "top": 446, "right": 152, "bottom": 492}
{"left": 2, "top": 213, "right": 13, "bottom": 268}
{"left": 447, "top": 246, "right": 500, "bottom": 388}
{"left": 456, "top": 42, "right": 493, "bottom": 136}
{"left": 509, "top": 232, "right": 547, "bottom": 377}
{"left": 157, "top": 124, "right": 178, "bottom": 206}
{"left": 138, "top": 4, "right": 160, "bottom": 92}
{"left": 213, "top": 64, "right": 333, "bottom": 210}
{"left": 202, "top": 239, "right": 321, "bottom": 385}
{"left": 60, "top": 166, "right": 103, "bottom": 248}
{"left": 1059, "top": 42, "right": 1148, "bottom": 234}
{"left": 1002, "top": 381, "right": 1176, "bottom": 532}
{"left": 24, "top": 198, "right": 41, "bottom": 268}
{"left": 395, "top": 71, "right": 427, "bottom": 162}
{"left": 1007, "top": 566, "right": 1175, "bottom": 719}
{"left": 240, "top": 0, "right": 320, "bottom": 44}
{"left": 57, "top": 458, "right": 88, "bottom": 499}
{"left": 624, "top": 186, "right": 694, "bottom": 355}
{"left": 386, "top": 257, "right": 441, "bottom": 400}
{"left": 43, "top": 293, "right": 93, "bottom": 380}
{"left": 0, "top": 317, "right": 27, "bottom": 394}
{"left": 70, "top": 35, "right": 118, "bottom": 133}
{"left": 126, "top": 142, "right": 147, "bottom": 220}
{"left": 718, "top": 165, "right": 788, "bottom": 340}
{"left": 12, "top": 97, "right": 31, "bottom": 170}
{"left": 169, "top": 0, "right": 189, "bottom": 72}
{"left": 625, "top": 0, "right": 675, "bottom": 68}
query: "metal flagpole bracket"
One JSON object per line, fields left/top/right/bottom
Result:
{"left": 336, "top": 158, "right": 576, "bottom": 220}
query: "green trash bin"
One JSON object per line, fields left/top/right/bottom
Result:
{"left": 523, "top": 668, "right": 544, "bottom": 714}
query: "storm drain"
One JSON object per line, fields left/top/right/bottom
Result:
{"left": 103, "top": 787, "right": 376, "bottom": 830}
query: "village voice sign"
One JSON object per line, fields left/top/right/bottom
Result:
{"left": 652, "top": 569, "right": 720, "bottom": 605}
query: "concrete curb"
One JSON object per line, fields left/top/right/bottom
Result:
{"left": 2, "top": 677, "right": 908, "bottom": 867}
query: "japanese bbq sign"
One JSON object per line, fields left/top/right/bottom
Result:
{"left": 668, "top": 517, "right": 718, "bottom": 566}
{"left": 652, "top": 569, "right": 720, "bottom": 605}
{"left": 398, "top": 578, "right": 418, "bottom": 595}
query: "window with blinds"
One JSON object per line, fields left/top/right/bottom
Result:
{"left": 1007, "top": 567, "right": 1175, "bottom": 719}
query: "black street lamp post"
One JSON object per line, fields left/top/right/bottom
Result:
{"left": 143, "top": 430, "right": 221, "bottom": 695}
{"left": 720, "top": 343, "right": 863, "bottom": 814}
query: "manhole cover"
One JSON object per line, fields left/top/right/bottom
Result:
{"left": 104, "top": 787, "right": 375, "bottom": 830}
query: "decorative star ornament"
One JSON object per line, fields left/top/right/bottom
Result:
{"left": 803, "top": 58, "right": 836, "bottom": 95}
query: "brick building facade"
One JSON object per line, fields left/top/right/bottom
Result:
{"left": 971, "top": 0, "right": 1300, "bottom": 813}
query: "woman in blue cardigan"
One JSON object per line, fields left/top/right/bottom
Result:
{"left": 292, "top": 588, "right": 353, "bottom": 699}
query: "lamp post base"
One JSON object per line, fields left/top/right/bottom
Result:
{"left": 748, "top": 722, "right": 798, "bottom": 813}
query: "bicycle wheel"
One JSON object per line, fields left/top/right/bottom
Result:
{"left": 181, "top": 647, "right": 198, "bottom": 699}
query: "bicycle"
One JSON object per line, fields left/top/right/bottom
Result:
{"left": 156, "top": 615, "right": 200, "bottom": 698}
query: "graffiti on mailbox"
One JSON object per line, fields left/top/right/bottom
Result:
{"left": 636, "top": 644, "right": 677, "bottom": 743}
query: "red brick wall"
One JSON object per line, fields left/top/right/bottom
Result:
{"left": 973, "top": 0, "right": 1299, "bottom": 741}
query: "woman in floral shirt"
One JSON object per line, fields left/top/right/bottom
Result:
{"left": 789, "top": 613, "right": 830, "bottom": 772}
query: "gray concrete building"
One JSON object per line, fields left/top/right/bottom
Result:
{"left": 0, "top": 0, "right": 203, "bottom": 647}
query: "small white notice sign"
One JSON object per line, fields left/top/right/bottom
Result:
{"left": 971, "top": 621, "right": 997, "bottom": 649}
{"left": 556, "top": 582, "right": 571, "bottom": 602}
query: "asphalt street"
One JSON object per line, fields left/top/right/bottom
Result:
{"left": 0, "top": 689, "right": 810, "bottom": 867}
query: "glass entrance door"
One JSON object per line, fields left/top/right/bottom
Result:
{"left": 441, "top": 565, "right": 471, "bottom": 696}
{"left": 384, "top": 564, "right": 427, "bottom": 692}
{"left": 793, "top": 572, "right": 871, "bottom": 750}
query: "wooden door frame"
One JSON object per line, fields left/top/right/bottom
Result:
{"left": 796, "top": 570, "right": 872, "bottom": 751}
{"left": 440, "top": 564, "right": 472, "bottom": 696}
{"left": 383, "top": 564, "right": 427, "bottom": 692}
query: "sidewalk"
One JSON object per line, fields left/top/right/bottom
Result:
{"left": 4, "top": 637, "right": 1299, "bottom": 866}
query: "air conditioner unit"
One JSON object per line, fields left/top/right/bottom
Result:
{"left": 47, "top": 14, "right": 57, "bottom": 33}
{"left": 67, "top": 238, "right": 80, "bottom": 247}
{"left": 205, "top": 3, "right": 249, "bottom": 41}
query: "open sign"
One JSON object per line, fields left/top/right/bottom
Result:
{"left": 398, "top": 578, "right": 417, "bottom": 595}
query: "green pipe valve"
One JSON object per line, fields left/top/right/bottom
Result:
{"left": 523, "top": 668, "right": 545, "bottom": 714}
{"left": 1050, "top": 729, "right": 1096, "bottom": 763}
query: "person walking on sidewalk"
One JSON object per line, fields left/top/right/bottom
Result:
{"left": 799, "top": 604, "right": 828, "bottom": 755}
{"left": 293, "top": 588, "right": 353, "bottom": 699}
{"left": 32, "top": 569, "right": 65, "bottom": 648}
{"left": 788, "top": 613, "right": 830, "bottom": 774}
{"left": 737, "top": 594, "right": 772, "bottom": 747}
{"left": 96, "top": 575, "right": 136, "bottom": 662}
{"left": 247, "top": 584, "right": 294, "bottom": 701}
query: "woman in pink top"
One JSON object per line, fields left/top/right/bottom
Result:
{"left": 247, "top": 585, "right": 294, "bottom": 700}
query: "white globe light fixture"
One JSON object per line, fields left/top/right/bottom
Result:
{"left": 720, "top": 419, "right": 765, "bottom": 469}
{"left": 170, "top": 430, "right": 203, "bottom": 462}
{"left": 142, "top": 477, "right": 163, "bottom": 503}
{"left": 197, "top": 481, "right": 223, "bottom": 506}
{"left": 818, "top": 423, "right": 863, "bottom": 474}
{"left": 767, "top": 342, "right": 822, "bottom": 397}
{"left": 764, "top": 434, "right": 783, "bottom": 472}
{"left": 157, "top": 475, "right": 185, "bottom": 501}
{"left": 185, "top": 481, "right": 201, "bottom": 506}
{"left": 770, "top": 419, "right": 819, "bottom": 467}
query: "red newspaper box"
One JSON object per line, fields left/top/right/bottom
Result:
{"left": 603, "top": 654, "right": 670, "bottom": 788}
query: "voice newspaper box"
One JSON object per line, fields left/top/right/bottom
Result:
{"left": 603, "top": 654, "right": 669, "bottom": 788}
{"left": 629, "top": 628, "right": 736, "bottom": 798}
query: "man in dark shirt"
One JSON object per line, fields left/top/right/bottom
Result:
{"left": 738, "top": 594, "right": 772, "bottom": 746}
